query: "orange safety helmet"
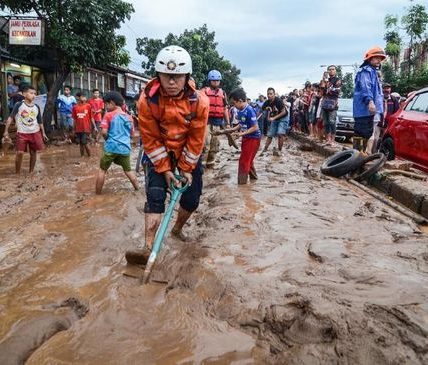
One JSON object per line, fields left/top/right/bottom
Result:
{"left": 364, "top": 46, "right": 387, "bottom": 61}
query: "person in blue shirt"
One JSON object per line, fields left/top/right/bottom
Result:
{"left": 56, "top": 85, "right": 76, "bottom": 142}
{"left": 221, "top": 88, "right": 261, "bottom": 184}
{"left": 353, "top": 46, "right": 386, "bottom": 152}
{"left": 95, "top": 91, "right": 139, "bottom": 194}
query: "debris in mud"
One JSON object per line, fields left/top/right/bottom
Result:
{"left": 0, "top": 297, "right": 88, "bottom": 365}
{"left": 390, "top": 231, "right": 406, "bottom": 243}
{"left": 57, "top": 297, "right": 89, "bottom": 318}
{"left": 306, "top": 242, "right": 325, "bottom": 263}
{"left": 354, "top": 201, "right": 376, "bottom": 216}
{"left": 299, "top": 143, "right": 314, "bottom": 152}
{"left": 303, "top": 164, "right": 321, "bottom": 180}
{"left": 364, "top": 303, "right": 428, "bottom": 356}
{"left": 239, "top": 294, "right": 338, "bottom": 356}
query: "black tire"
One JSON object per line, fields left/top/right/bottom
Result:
{"left": 380, "top": 137, "right": 395, "bottom": 160}
{"left": 354, "top": 153, "right": 387, "bottom": 182}
{"left": 320, "top": 149, "right": 365, "bottom": 177}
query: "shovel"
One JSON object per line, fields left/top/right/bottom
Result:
{"left": 141, "top": 175, "right": 189, "bottom": 284}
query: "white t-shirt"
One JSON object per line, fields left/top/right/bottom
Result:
{"left": 11, "top": 101, "right": 42, "bottom": 134}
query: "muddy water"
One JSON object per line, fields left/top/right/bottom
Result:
{"left": 0, "top": 140, "right": 427, "bottom": 364}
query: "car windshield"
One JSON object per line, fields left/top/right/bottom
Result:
{"left": 338, "top": 98, "right": 353, "bottom": 112}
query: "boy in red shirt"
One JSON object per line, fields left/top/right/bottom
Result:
{"left": 88, "top": 89, "right": 104, "bottom": 143}
{"left": 72, "top": 92, "right": 95, "bottom": 157}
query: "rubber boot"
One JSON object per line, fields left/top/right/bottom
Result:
{"left": 238, "top": 173, "right": 248, "bottom": 185}
{"left": 352, "top": 136, "right": 365, "bottom": 152}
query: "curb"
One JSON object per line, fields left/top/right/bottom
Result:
{"left": 290, "top": 132, "right": 428, "bottom": 220}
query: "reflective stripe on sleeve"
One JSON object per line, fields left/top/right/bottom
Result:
{"left": 147, "top": 146, "right": 166, "bottom": 159}
{"left": 150, "top": 151, "right": 168, "bottom": 163}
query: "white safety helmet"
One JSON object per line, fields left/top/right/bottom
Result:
{"left": 154, "top": 45, "right": 192, "bottom": 74}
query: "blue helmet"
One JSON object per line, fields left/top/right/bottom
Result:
{"left": 207, "top": 70, "right": 222, "bottom": 81}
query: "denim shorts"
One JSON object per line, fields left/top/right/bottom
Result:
{"left": 59, "top": 113, "right": 73, "bottom": 131}
{"left": 208, "top": 117, "right": 225, "bottom": 127}
{"left": 267, "top": 118, "right": 289, "bottom": 137}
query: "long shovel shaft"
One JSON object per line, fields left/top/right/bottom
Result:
{"left": 141, "top": 190, "right": 181, "bottom": 284}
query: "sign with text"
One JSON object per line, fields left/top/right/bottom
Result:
{"left": 9, "top": 18, "right": 44, "bottom": 46}
{"left": 117, "top": 73, "right": 125, "bottom": 88}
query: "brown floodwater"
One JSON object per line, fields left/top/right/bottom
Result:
{"left": 0, "top": 139, "right": 427, "bottom": 364}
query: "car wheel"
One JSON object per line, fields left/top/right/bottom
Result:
{"left": 380, "top": 137, "right": 395, "bottom": 160}
{"left": 320, "top": 149, "right": 365, "bottom": 177}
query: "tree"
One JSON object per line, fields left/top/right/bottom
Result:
{"left": 382, "top": 62, "right": 398, "bottom": 86}
{"left": 1, "top": 0, "right": 134, "bottom": 132}
{"left": 384, "top": 14, "right": 401, "bottom": 71}
{"left": 401, "top": 2, "right": 428, "bottom": 79}
{"left": 335, "top": 66, "right": 343, "bottom": 80}
{"left": 136, "top": 24, "right": 241, "bottom": 94}
{"left": 341, "top": 73, "right": 354, "bottom": 98}
{"left": 383, "top": 1, "right": 428, "bottom": 94}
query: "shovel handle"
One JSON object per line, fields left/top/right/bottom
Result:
{"left": 170, "top": 174, "right": 190, "bottom": 194}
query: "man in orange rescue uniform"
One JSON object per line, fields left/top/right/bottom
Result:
{"left": 125, "top": 45, "right": 209, "bottom": 265}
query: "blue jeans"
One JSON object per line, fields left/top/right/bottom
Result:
{"left": 267, "top": 117, "right": 289, "bottom": 137}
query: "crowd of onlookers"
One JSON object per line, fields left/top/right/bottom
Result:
{"left": 243, "top": 65, "right": 343, "bottom": 149}
{"left": 247, "top": 55, "right": 405, "bottom": 155}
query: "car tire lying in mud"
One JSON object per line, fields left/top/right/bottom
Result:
{"left": 320, "top": 149, "right": 365, "bottom": 178}
{"left": 353, "top": 152, "right": 387, "bottom": 182}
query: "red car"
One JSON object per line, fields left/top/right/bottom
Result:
{"left": 381, "top": 87, "right": 428, "bottom": 172}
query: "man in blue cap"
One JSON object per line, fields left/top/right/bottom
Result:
{"left": 203, "top": 70, "right": 230, "bottom": 168}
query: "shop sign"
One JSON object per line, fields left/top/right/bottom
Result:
{"left": 9, "top": 18, "right": 44, "bottom": 46}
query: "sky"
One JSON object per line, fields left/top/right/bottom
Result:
{"left": 119, "top": 0, "right": 412, "bottom": 98}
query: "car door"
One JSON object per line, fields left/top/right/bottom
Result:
{"left": 406, "top": 92, "right": 428, "bottom": 167}
{"left": 394, "top": 96, "right": 417, "bottom": 159}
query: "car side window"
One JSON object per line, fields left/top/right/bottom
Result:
{"left": 408, "top": 92, "right": 428, "bottom": 113}
{"left": 404, "top": 95, "right": 418, "bottom": 111}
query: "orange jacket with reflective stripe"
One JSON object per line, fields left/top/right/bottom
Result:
{"left": 138, "top": 78, "right": 209, "bottom": 174}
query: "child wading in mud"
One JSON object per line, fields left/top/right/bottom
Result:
{"left": 3, "top": 85, "right": 48, "bottom": 174}
{"left": 88, "top": 88, "right": 104, "bottom": 144}
{"left": 72, "top": 92, "right": 96, "bottom": 157}
{"left": 219, "top": 88, "right": 261, "bottom": 184}
{"left": 95, "top": 91, "right": 139, "bottom": 194}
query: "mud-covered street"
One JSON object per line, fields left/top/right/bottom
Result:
{"left": 1, "top": 139, "right": 428, "bottom": 365}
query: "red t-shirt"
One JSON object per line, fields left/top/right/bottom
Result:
{"left": 72, "top": 103, "right": 92, "bottom": 133}
{"left": 88, "top": 97, "right": 104, "bottom": 122}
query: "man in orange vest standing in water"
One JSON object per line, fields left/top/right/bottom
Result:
{"left": 125, "top": 45, "right": 209, "bottom": 265}
{"left": 203, "top": 70, "right": 230, "bottom": 168}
